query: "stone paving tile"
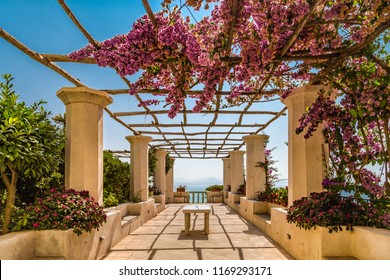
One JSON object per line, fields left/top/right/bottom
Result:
{"left": 150, "top": 249, "right": 199, "bottom": 260}
{"left": 194, "top": 233, "right": 233, "bottom": 249}
{"left": 228, "top": 233, "right": 275, "bottom": 248}
{"left": 161, "top": 225, "right": 184, "bottom": 234}
{"left": 200, "top": 249, "right": 242, "bottom": 260}
{"left": 102, "top": 204, "right": 294, "bottom": 260}
{"left": 131, "top": 225, "right": 165, "bottom": 235}
{"left": 152, "top": 233, "right": 196, "bottom": 250}
{"left": 111, "top": 234, "right": 158, "bottom": 250}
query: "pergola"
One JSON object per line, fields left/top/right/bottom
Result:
{"left": 1, "top": 0, "right": 389, "bottom": 207}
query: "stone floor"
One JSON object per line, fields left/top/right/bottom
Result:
{"left": 101, "top": 204, "right": 293, "bottom": 260}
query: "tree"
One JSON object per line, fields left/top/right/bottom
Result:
{"left": 103, "top": 151, "right": 130, "bottom": 207}
{"left": 0, "top": 74, "right": 63, "bottom": 233}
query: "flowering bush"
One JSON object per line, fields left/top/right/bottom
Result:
{"left": 286, "top": 191, "right": 365, "bottom": 233}
{"left": 286, "top": 191, "right": 390, "bottom": 233}
{"left": 11, "top": 187, "right": 107, "bottom": 236}
{"left": 236, "top": 184, "right": 246, "bottom": 195}
{"left": 256, "top": 186, "right": 288, "bottom": 207}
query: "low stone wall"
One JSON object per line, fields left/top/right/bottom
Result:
{"left": 206, "top": 191, "right": 224, "bottom": 203}
{"left": 0, "top": 199, "right": 163, "bottom": 260}
{"left": 270, "top": 208, "right": 390, "bottom": 260}
{"left": 228, "top": 199, "right": 390, "bottom": 260}
{"left": 226, "top": 192, "right": 243, "bottom": 213}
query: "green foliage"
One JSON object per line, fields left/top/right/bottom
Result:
{"left": 11, "top": 187, "right": 107, "bottom": 236}
{"left": 205, "top": 184, "right": 223, "bottom": 191}
{"left": 103, "top": 191, "right": 119, "bottom": 208}
{"left": 148, "top": 148, "right": 157, "bottom": 176}
{"left": 165, "top": 153, "right": 175, "bottom": 174}
{"left": 256, "top": 186, "right": 288, "bottom": 207}
{"left": 103, "top": 151, "right": 130, "bottom": 207}
{"left": 0, "top": 74, "right": 64, "bottom": 233}
{"left": 133, "top": 190, "right": 142, "bottom": 203}
{"left": 0, "top": 74, "right": 63, "bottom": 178}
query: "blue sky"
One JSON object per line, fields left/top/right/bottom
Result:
{"left": 0, "top": 0, "right": 288, "bottom": 187}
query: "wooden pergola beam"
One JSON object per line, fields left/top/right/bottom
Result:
{"left": 57, "top": 0, "right": 99, "bottom": 47}
{"left": 0, "top": 28, "right": 85, "bottom": 87}
{"left": 138, "top": 131, "right": 252, "bottom": 136}
{"left": 115, "top": 109, "right": 284, "bottom": 117}
{"left": 153, "top": 142, "right": 239, "bottom": 147}
{"left": 104, "top": 88, "right": 279, "bottom": 96}
{"left": 310, "top": 18, "right": 390, "bottom": 85}
{"left": 57, "top": 0, "right": 161, "bottom": 125}
{"left": 151, "top": 138, "right": 243, "bottom": 142}
{"left": 128, "top": 123, "right": 263, "bottom": 128}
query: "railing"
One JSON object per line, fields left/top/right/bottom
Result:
{"left": 188, "top": 191, "right": 207, "bottom": 203}
{"left": 173, "top": 191, "right": 207, "bottom": 203}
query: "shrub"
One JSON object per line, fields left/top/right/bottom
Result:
{"left": 236, "top": 184, "right": 246, "bottom": 195}
{"left": 103, "top": 151, "right": 130, "bottom": 206}
{"left": 11, "top": 187, "right": 107, "bottom": 236}
{"left": 286, "top": 191, "right": 366, "bottom": 233}
{"left": 205, "top": 184, "right": 223, "bottom": 191}
{"left": 103, "top": 191, "right": 119, "bottom": 208}
{"left": 256, "top": 186, "right": 288, "bottom": 207}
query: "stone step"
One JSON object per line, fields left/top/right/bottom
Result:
{"left": 121, "top": 215, "right": 139, "bottom": 226}
{"left": 254, "top": 213, "right": 271, "bottom": 224}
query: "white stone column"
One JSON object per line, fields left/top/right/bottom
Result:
{"left": 166, "top": 164, "right": 174, "bottom": 204}
{"left": 57, "top": 87, "right": 112, "bottom": 205}
{"left": 126, "top": 135, "right": 153, "bottom": 202}
{"left": 222, "top": 157, "right": 231, "bottom": 192}
{"left": 154, "top": 149, "right": 168, "bottom": 195}
{"left": 229, "top": 150, "right": 245, "bottom": 193}
{"left": 282, "top": 85, "right": 335, "bottom": 206}
{"left": 243, "top": 134, "right": 269, "bottom": 200}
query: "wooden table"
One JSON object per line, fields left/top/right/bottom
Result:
{"left": 182, "top": 204, "right": 211, "bottom": 235}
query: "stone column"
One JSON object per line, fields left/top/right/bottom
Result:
{"left": 166, "top": 164, "right": 174, "bottom": 204}
{"left": 126, "top": 135, "right": 153, "bottom": 202}
{"left": 222, "top": 157, "right": 231, "bottom": 192}
{"left": 282, "top": 85, "right": 335, "bottom": 206}
{"left": 57, "top": 87, "right": 112, "bottom": 205}
{"left": 154, "top": 149, "right": 168, "bottom": 195}
{"left": 243, "top": 134, "right": 269, "bottom": 200}
{"left": 229, "top": 150, "right": 245, "bottom": 193}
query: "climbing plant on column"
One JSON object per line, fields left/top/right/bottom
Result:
{"left": 291, "top": 33, "right": 390, "bottom": 229}
{"left": 0, "top": 74, "right": 63, "bottom": 233}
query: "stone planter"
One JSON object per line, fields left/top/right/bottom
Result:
{"left": 206, "top": 191, "right": 223, "bottom": 203}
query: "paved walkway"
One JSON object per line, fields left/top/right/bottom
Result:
{"left": 101, "top": 204, "right": 293, "bottom": 260}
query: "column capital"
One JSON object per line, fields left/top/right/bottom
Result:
{"left": 57, "top": 87, "right": 112, "bottom": 108}
{"left": 222, "top": 157, "right": 231, "bottom": 163}
{"left": 126, "top": 135, "right": 153, "bottom": 144}
{"left": 155, "top": 149, "right": 169, "bottom": 157}
{"left": 229, "top": 150, "right": 245, "bottom": 157}
{"left": 242, "top": 134, "right": 269, "bottom": 143}
{"left": 282, "top": 85, "right": 336, "bottom": 107}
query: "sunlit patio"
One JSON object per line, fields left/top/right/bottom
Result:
{"left": 102, "top": 204, "right": 292, "bottom": 260}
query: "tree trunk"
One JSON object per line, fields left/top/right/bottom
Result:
{"left": 1, "top": 169, "right": 18, "bottom": 234}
